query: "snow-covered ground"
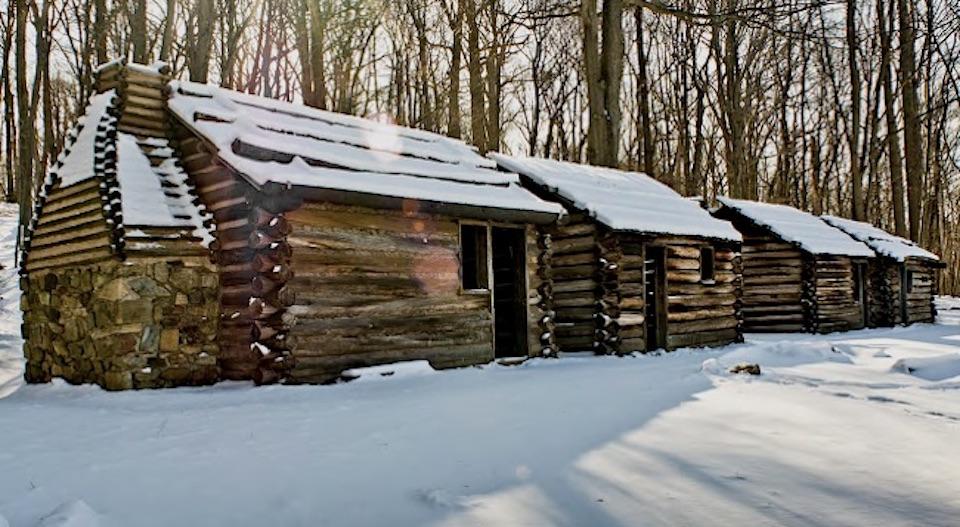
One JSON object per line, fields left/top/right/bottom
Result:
{"left": 1, "top": 203, "right": 959, "bottom": 526}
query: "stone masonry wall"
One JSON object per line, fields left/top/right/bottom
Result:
{"left": 22, "top": 258, "right": 220, "bottom": 390}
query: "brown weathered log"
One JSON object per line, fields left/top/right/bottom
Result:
{"left": 668, "top": 306, "right": 736, "bottom": 322}
{"left": 669, "top": 316, "right": 739, "bottom": 334}
{"left": 666, "top": 328, "right": 738, "bottom": 349}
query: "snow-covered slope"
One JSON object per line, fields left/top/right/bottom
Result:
{"left": 2, "top": 320, "right": 959, "bottom": 525}
{"left": 0, "top": 203, "right": 23, "bottom": 399}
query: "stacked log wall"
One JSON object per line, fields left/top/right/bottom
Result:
{"left": 903, "top": 260, "right": 937, "bottom": 323}
{"left": 810, "top": 256, "right": 864, "bottom": 333}
{"left": 548, "top": 214, "right": 602, "bottom": 353}
{"left": 614, "top": 237, "right": 646, "bottom": 353}
{"left": 97, "top": 63, "right": 172, "bottom": 139}
{"left": 170, "top": 120, "right": 266, "bottom": 380}
{"left": 282, "top": 203, "right": 499, "bottom": 383}
{"left": 734, "top": 224, "right": 805, "bottom": 332}
{"left": 619, "top": 235, "right": 741, "bottom": 350}
{"left": 664, "top": 240, "right": 741, "bottom": 349}
{"left": 596, "top": 228, "right": 624, "bottom": 354}
{"left": 22, "top": 87, "right": 122, "bottom": 274}
{"left": 24, "top": 179, "right": 116, "bottom": 273}
{"left": 866, "top": 260, "right": 901, "bottom": 327}
{"left": 527, "top": 226, "right": 557, "bottom": 357}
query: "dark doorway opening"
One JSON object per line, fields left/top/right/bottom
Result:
{"left": 900, "top": 265, "right": 910, "bottom": 323}
{"left": 644, "top": 246, "right": 667, "bottom": 351}
{"left": 853, "top": 262, "right": 868, "bottom": 327}
{"left": 491, "top": 227, "right": 528, "bottom": 358}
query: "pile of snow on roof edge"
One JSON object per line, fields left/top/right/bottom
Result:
{"left": 167, "top": 80, "right": 564, "bottom": 217}
{"left": 718, "top": 197, "right": 873, "bottom": 257}
{"left": 821, "top": 215, "right": 938, "bottom": 262}
{"left": 491, "top": 154, "right": 741, "bottom": 242}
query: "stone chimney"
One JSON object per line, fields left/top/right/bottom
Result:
{"left": 93, "top": 59, "right": 172, "bottom": 139}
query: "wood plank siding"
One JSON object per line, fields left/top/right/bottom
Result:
{"left": 280, "top": 203, "right": 546, "bottom": 383}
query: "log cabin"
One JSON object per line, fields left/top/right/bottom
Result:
{"left": 161, "top": 68, "right": 564, "bottom": 384}
{"left": 712, "top": 198, "right": 876, "bottom": 334}
{"left": 20, "top": 62, "right": 220, "bottom": 390}
{"left": 821, "top": 216, "right": 942, "bottom": 326}
{"left": 491, "top": 155, "right": 744, "bottom": 354}
{"left": 21, "top": 61, "right": 564, "bottom": 388}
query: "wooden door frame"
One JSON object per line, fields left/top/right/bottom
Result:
{"left": 458, "top": 220, "right": 531, "bottom": 359}
{"left": 899, "top": 262, "right": 909, "bottom": 324}
{"left": 853, "top": 260, "right": 868, "bottom": 327}
{"left": 491, "top": 225, "right": 529, "bottom": 358}
{"left": 644, "top": 244, "right": 668, "bottom": 351}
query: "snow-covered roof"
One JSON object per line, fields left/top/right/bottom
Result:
{"left": 490, "top": 154, "right": 741, "bottom": 242}
{"left": 821, "top": 216, "right": 938, "bottom": 262}
{"left": 167, "top": 81, "right": 563, "bottom": 219}
{"left": 717, "top": 197, "right": 874, "bottom": 257}
{"left": 116, "top": 135, "right": 214, "bottom": 246}
{"left": 33, "top": 90, "right": 212, "bottom": 249}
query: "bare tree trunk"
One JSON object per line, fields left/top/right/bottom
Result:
{"left": 582, "top": 0, "right": 623, "bottom": 167}
{"left": 15, "top": 0, "right": 29, "bottom": 213}
{"left": 635, "top": 6, "right": 653, "bottom": 177}
{"left": 809, "top": 139, "right": 823, "bottom": 216}
{"left": 409, "top": 0, "right": 434, "bottom": 130}
{"left": 188, "top": 0, "right": 216, "bottom": 83}
{"left": 446, "top": 0, "right": 463, "bottom": 139}
{"left": 465, "top": 0, "right": 486, "bottom": 151}
{"left": 132, "top": 0, "right": 148, "bottom": 62}
{"left": 582, "top": 0, "right": 602, "bottom": 162}
{"left": 294, "top": 0, "right": 314, "bottom": 103}
{"left": 896, "top": 0, "right": 922, "bottom": 241}
{"left": 94, "top": 0, "right": 108, "bottom": 63}
{"left": 483, "top": 0, "right": 501, "bottom": 152}
{"left": 845, "top": 0, "right": 864, "bottom": 219}
{"left": 878, "top": 0, "right": 906, "bottom": 235}
{"left": 307, "top": 0, "right": 328, "bottom": 109}
{"left": 160, "top": 0, "right": 177, "bottom": 61}
{"left": 718, "top": 6, "right": 748, "bottom": 198}
{"left": 1, "top": 0, "right": 15, "bottom": 202}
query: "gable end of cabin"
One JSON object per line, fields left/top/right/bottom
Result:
{"left": 20, "top": 61, "right": 221, "bottom": 390}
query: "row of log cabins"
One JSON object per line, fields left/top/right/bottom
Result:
{"left": 820, "top": 216, "right": 941, "bottom": 326}
{"left": 712, "top": 198, "right": 942, "bottom": 333}
{"left": 492, "top": 155, "right": 744, "bottom": 354}
{"left": 19, "top": 61, "right": 942, "bottom": 389}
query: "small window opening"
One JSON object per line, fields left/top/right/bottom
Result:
{"left": 905, "top": 270, "right": 914, "bottom": 294}
{"left": 461, "top": 224, "right": 488, "bottom": 290}
{"left": 700, "top": 247, "right": 715, "bottom": 282}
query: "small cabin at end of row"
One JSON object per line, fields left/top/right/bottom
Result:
{"left": 712, "top": 198, "right": 875, "bottom": 334}
{"left": 713, "top": 198, "right": 943, "bottom": 333}
{"left": 493, "top": 155, "right": 744, "bottom": 354}
{"left": 821, "top": 216, "right": 942, "bottom": 326}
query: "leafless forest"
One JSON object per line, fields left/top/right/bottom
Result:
{"left": 2, "top": 0, "right": 959, "bottom": 292}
